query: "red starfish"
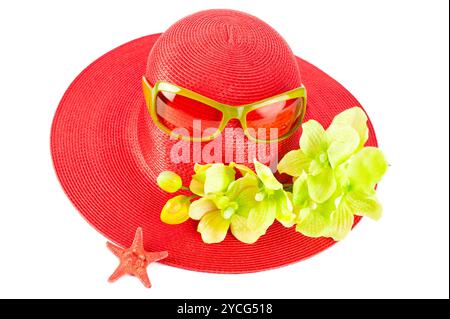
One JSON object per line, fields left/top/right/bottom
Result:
{"left": 107, "top": 227, "right": 168, "bottom": 288}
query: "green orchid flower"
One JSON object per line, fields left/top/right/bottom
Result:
{"left": 278, "top": 107, "right": 368, "bottom": 204}
{"left": 157, "top": 107, "right": 387, "bottom": 244}
{"left": 291, "top": 172, "right": 337, "bottom": 237}
{"left": 291, "top": 146, "right": 388, "bottom": 241}
{"left": 189, "top": 173, "right": 264, "bottom": 244}
{"left": 246, "top": 160, "right": 295, "bottom": 232}
{"left": 189, "top": 163, "right": 235, "bottom": 196}
{"left": 326, "top": 147, "right": 388, "bottom": 240}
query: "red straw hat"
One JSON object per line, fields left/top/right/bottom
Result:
{"left": 51, "top": 9, "right": 378, "bottom": 273}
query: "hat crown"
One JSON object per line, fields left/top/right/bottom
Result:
{"left": 146, "top": 9, "right": 301, "bottom": 106}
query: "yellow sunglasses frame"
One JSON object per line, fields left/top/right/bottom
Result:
{"left": 142, "top": 76, "right": 307, "bottom": 143}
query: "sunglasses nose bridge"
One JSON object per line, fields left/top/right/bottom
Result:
{"left": 223, "top": 106, "right": 245, "bottom": 120}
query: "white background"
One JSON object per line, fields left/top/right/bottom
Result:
{"left": 0, "top": 0, "right": 448, "bottom": 299}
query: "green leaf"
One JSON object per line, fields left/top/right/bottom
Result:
{"left": 326, "top": 125, "right": 360, "bottom": 168}
{"left": 300, "top": 120, "right": 328, "bottom": 158}
{"left": 189, "top": 198, "right": 218, "bottom": 220}
{"left": 277, "top": 150, "right": 312, "bottom": 177}
{"left": 346, "top": 147, "right": 388, "bottom": 190}
{"left": 254, "top": 159, "right": 282, "bottom": 190}
{"left": 295, "top": 207, "right": 329, "bottom": 238}
{"left": 331, "top": 107, "right": 368, "bottom": 148}
{"left": 197, "top": 211, "right": 231, "bottom": 244}
{"left": 247, "top": 200, "right": 277, "bottom": 232}
{"left": 230, "top": 214, "right": 265, "bottom": 244}
{"left": 307, "top": 166, "right": 337, "bottom": 203}
{"left": 204, "top": 163, "right": 236, "bottom": 194}
{"left": 345, "top": 191, "right": 382, "bottom": 221}
{"left": 327, "top": 200, "right": 355, "bottom": 241}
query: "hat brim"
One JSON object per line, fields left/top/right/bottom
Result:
{"left": 51, "top": 34, "right": 378, "bottom": 273}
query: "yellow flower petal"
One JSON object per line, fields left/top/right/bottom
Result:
{"left": 346, "top": 191, "right": 383, "bottom": 221}
{"left": 331, "top": 107, "right": 368, "bottom": 148}
{"left": 189, "top": 198, "right": 218, "bottom": 220}
{"left": 230, "top": 214, "right": 265, "bottom": 244}
{"left": 327, "top": 201, "right": 354, "bottom": 241}
{"left": 204, "top": 163, "right": 236, "bottom": 194}
{"left": 229, "top": 162, "right": 256, "bottom": 177}
{"left": 292, "top": 173, "right": 309, "bottom": 207}
{"left": 194, "top": 163, "right": 212, "bottom": 173}
{"left": 277, "top": 150, "right": 311, "bottom": 177}
{"left": 307, "top": 166, "right": 337, "bottom": 203}
{"left": 300, "top": 120, "right": 328, "bottom": 157}
{"left": 326, "top": 125, "right": 360, "bottom": 168}
{"left": 197, "top": 211, "right": 230, "bottom": 244}
{"left": 247, "top": 200, "right": 277, "bottom": 232}
{"left": 275, "top": 190, "right": 295, "bottom": 227}
{"left": 346, "top": 147, "right": 388, "bottom": 191}
{"left": 254, "top": 159, "right": 282, "bottom": 190}
{"left": 295, "top": 207, "right": 329, "bottom": 238}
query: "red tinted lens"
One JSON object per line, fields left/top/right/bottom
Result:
{"left": 246, "top": 98, "right": 303, "bottom": 140}
{"left": 155, "top": 91, "right": 223, "bottom": 138}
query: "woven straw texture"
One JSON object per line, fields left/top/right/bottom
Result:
{"left": 51, "top": 10, "right": 378, "bottom": 273}
{"left": 146, "top": 10, "right": 301, "bottom": 105}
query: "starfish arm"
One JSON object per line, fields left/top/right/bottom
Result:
{"left": 108, "top": 265, "right": 126, "bottom": 283}
{"left": 106, "top": 242, "right": 123, "bottom": 257}
{"left": 106, "top": 227, "right": 165, "bottom": 288}
{"left": 146, "top": 251, "right": 169, "bottom": 262}
{"left": 136, "top": 268, "right": 152, "bottom": 288}
{"left": 131, "top": 227, "right": 144, "bottom": 251}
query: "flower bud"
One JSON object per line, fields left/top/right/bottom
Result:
{"left": 157, "top": 171, "right": 182, "bottom": 193}
{"left": 160, "top": 195, "right": 190, "bottom": 224}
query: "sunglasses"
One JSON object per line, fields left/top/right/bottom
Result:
{"left": 142, "top": 77, "right": 307, "bottom": 143}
